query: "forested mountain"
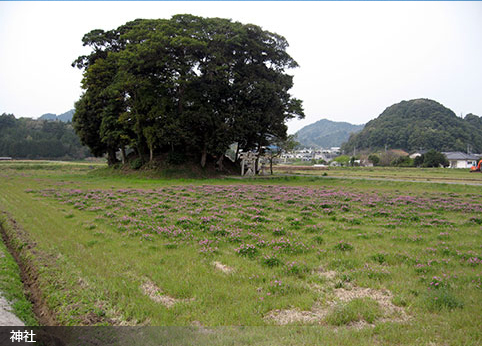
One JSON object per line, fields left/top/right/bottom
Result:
{"left": 295, "top": 119, "right": 364, "bottom": 148}
{"left": 0, "top": 113, "right": 91, "bottom": 159}
{"left": 38, "top": 109, "right": 74, "bottom": 122}
{"left": 342, "top": 99, "right": 482, "bottom": 153}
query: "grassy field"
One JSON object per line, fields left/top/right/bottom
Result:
{"left": 0, "top": 161, "right": 481, "bottom": 345}
{"left": 273, "top": 165, "right": 482, "bottom": 184}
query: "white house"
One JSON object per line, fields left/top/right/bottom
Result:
{"left": 443, "top": 152, "right": 481, "bottom": 169}
{"left": 409, "top": 150, "right": 427, "bottom": 159}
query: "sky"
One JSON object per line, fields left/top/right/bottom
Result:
{"left": 0, "top": 1, "right": 481, "bottom": 134}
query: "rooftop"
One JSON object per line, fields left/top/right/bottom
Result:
{"left": 442, "top": 152, "right": 480, "bottom": 160}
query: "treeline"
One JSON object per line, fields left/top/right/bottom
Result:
{"left": 342, "top": 99, "right": 482, "bottom": 153}
{"left": 334, "top": 150, "right": 450, "bottom": 168}
{"left": 370, "top": 150, "right": 449, "bottom": 168}
{"left": 0, "top": 113, "right": 91, "bottom": 160}
{"left": 73, "top": 15, "right": 304, "bottom": 167}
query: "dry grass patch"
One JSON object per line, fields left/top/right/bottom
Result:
{"left": 314, "top": 268, "right": 338, "bottom": 280}
{"left": 264, "top": 303, "right": 331, "bottom": 325}
{"left": 266, "top": 286, "right": 409, "bottom": 326}
{"left": 213, "top": 261, "right": 234, "bottom": 274}
{"left": 333, "top": 287, "right": 409, "bottom": 323}
{"left": 141, "top": 280, "right": 188, "bottom": 308}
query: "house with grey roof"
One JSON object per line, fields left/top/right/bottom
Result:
{"left": 442, "top": 152, "right": 481, "bottom": 169}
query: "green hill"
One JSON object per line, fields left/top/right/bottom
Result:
{"left": 0, "top": 113, "right": 90, "bottom": 159}
{"left": 295, "top": 119, "right": 364, "bottom": 148}
{"left": 342, "top": 99, "right": 482, "bottom": 153}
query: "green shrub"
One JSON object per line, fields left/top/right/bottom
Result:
{"left": 334, "top": 240, "right": 353, "bottom": 251}
{"left": 371, "top": 253, "right": 386, "bottom": 264}
{"left": 423, "top": 287, "right": 464, "bottom": 311}
{"left": 391, "top": 155, "right": 413, "bottom": 167}
{"left": 285, "top": 261, "right": 308, "bottom": 277}
{"left": 312, "top": 236, "right": 324, "bottom": 244}
{"left": 368, "top": 154, "right": 380, "bottom": 166}
{"left": 414, "top": 150, "right": 449, "bottom": 168}
{"left": 326, "top": 298, "right": 382, "bottom": 325}
{"left": 129, "top": 158, "right": 143, "bottom": 170}
{"left": 262, "top": 255, "right": 283, "bottom": 267}
{"left": 469, "top": 217, "right": 482, "bottom": 225}
{"left": 272, "top": 228, "right": 286, "bottom": 236}
{"left": 167, "top": 152, "right": 186, "bottom": 165}
{"left": 235, "top": 244, "right": 258, "bottom": 258}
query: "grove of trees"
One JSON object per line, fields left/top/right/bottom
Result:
{"left": 0, "top": 113, "right": 90, "bottom": 160}
{"left": 73, "top": 15, "right": 304, "bottom": 168}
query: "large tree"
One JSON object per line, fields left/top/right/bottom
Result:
{"left": 73, "top": 15, "right": 304, "bottom": 168}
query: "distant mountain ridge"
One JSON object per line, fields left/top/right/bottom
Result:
{"left": 38, "top": 109, "right": 74, "bottom": 122}
{"left": 295, "top": 119, "right": 364, "bottom": 148}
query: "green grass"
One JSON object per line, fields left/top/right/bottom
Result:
{"left": 0, "top": 162, "right": 481, "bottom": 345}
{"left": 0, "top": 215, "right": 38, "bottom": 325}
{"left": 274, "top": 165, "right": 482, "bottom": 184}
{"left": 326, "top": 298, "right": 382, "bottom": 325}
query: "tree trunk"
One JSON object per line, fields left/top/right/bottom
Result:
{"left": 149, "top": 147, "right": 153, "bottom": 162}
{"left": 270, "top": 157, "right": 273, "bottom": 175}
{"left": 120, "top": 147, "right": 126, "bottom": 164}
{"left": 216, "top": 154, "right": 224, "bottom": 171}
{"left": 107, "top": 148, "right": 118, "bottom": 166}
{"left": 200, "top": 146, "right": 207, "bottom": 168}
{"left": 255, "top": 143, "right": 261, "bottom": 174}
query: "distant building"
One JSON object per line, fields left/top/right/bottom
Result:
{"left": 409, "top": 150, "right": 428, "bottom": 159}
{"left": 279, "top": 147, "right": 342, "bottom": 163}
{"left": 443, "top": 152, "right": 481, "bottom": 169}
{"left": 0, "top": 157, "right": 12, "bottom": 160}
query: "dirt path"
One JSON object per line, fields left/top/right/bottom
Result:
{"left": 0, "top": 294, "right": 24, "bottom": 326}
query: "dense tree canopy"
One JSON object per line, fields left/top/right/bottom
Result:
{"left": 0, "top": 113, "right": 91, "bottom": 159}
{"left": 342, "top": 99, "right": 482, "bottom": 153}
{"left": 73, "top": 15, "right": 304, "bottom": 167}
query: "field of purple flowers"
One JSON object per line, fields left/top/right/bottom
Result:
{"left": 37, "top": 184, "right": 482, "bottom": 269}
{"left": 1, "top": 162, "right": 480, "bottom": 343}
{"left": 35, "top": 184, "right": 482, "bottom": 326}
